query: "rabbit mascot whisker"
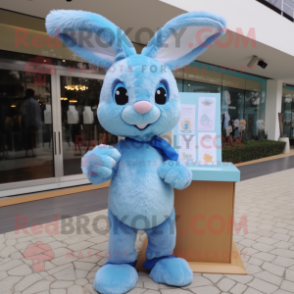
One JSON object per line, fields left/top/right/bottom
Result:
{"left": 46, "top": 10, "right": 226, "bottom": 294}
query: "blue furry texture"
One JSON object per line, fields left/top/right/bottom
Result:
{"left": 94, "top": 264, "right": 138, "bottom": 294}
{"left": 98, "top": 55, "right": 181, "bottom": 138}
{"left": 150, "top": 258, "right": 193, "bottom": 286}
{"left": 95, "top": 209, "right": 190, "bottom": 292}
{"left": 109, "top": 139, "right": 174, "bottom": 229}
{"left": 142, "top": 11, "right": 226, "bottom": 70}
{"left": 158, "top": 160, "right": 192, "bottom": 190}
{"left": 107, "top": 209, "right": 176, "bottom": 263}
{"left": 81, "top": 145, "right": 121, "bottom": 185}
{"left": 45, "top": 10, "right": 136, "bottom": 69}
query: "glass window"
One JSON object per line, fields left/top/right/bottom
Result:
{"left": 0, "top": 68, "right": 54, "bottom": 184}
{"left": 60, "top": 76, "right": 118, "bottom": 176}
{"left": 176, "top": 79, "right": 183, "bottom": 92}
{"left": 183, "top": 80, "right": 221, "bottom": 93}
{"left": 244, "top": 90, "right": 262, "bottom": 140}
{"left": 221, "top": 87, "right": 244, "bottom": 139}
{"left": 282, "top": 94, "right": 294, "bottom": 137}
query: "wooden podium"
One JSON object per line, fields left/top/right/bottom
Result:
{"left": 137, "top": 165, "right": 246, "bottom": 275}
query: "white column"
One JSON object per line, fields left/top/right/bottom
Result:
{"left": 265, "top": 80, "right": 283, "bottom": 141}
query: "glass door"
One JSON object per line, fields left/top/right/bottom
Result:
{"left": 55, "top": 70, "right": 118, "bottom": 178}
{"left": 0, "top": 62, "right": 55, "bottom": 186}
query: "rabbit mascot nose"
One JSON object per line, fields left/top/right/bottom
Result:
{"left": 46, "top": 9, "right": 226, "bottom": 294}
{"left": 133, "top": 101, "right": 152, "bottom": 114}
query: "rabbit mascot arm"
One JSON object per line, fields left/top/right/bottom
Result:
{"left": 46, "top": 10, "right": 226, "bottom": 294}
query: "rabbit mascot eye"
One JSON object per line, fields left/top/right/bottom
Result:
{"left": 46, "top": 10, "right": 226, "bottom": 294}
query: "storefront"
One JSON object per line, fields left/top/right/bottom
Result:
{"left": 174, "top": 62, "right": 267, "bottom": 141}
{"left": 0, "top": 9, "right": 268, "bottom": 197}
{"left": 282, "top": 86, "right": 294, "bottom": 138}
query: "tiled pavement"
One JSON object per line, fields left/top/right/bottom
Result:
{"left": 0, "top": 168, "right": 294, "bottom": 294}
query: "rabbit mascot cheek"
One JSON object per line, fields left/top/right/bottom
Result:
{"left": 46, "top": 10, "right": 226, "bottom": 294}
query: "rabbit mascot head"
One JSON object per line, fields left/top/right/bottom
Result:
{"left": 46, "top": 10, "right": 226, "bottom": 294}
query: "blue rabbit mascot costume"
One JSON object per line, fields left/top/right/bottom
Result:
{"left": 46, "top": 10, "right": 226, "bottom": 294}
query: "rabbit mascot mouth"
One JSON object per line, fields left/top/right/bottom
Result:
{"left": 46, "top": 10, "right": 226, "bottom": 294}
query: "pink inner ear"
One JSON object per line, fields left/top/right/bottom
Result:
{"left": 133, "top": 101, "right": 152, "bottom": 114}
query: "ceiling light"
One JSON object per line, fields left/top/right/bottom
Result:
{"left": 64, "top": 85, "right": 88, "bottom": 91}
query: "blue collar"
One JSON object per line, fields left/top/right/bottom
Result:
{"left": 125, "top": 136, "right": 179, "bottom": 161}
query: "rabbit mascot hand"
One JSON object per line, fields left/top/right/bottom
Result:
{"left": 46, "top": 10, "right": 226, "bottom": 294}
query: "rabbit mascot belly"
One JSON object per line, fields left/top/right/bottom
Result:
{"left": 46, "top": 10, "right": 226, "bottom": 294}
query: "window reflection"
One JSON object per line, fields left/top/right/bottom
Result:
{"left": 182, "top": 79, "right": 265, "bottom": 141}
{"left": 282, "top": 94, "right": 294, "bottom": 137}
{"left": 0, "top": 69, "right": 54, "bottom": 184}
{"left": 60, "top": 76, "right": 118, "bottom": 176}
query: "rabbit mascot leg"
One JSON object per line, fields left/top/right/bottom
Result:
{"left": 46, "top": 10, "right": 226, "bottom": 294}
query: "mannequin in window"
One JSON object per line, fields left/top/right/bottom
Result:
{"left": 22, "top": 89, "right": 41, "bottom": 157}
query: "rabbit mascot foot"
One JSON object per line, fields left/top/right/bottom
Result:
{"left": 46, "top": 10, "right": 226, "bottom": 294}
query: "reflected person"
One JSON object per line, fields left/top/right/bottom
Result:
{"left": 22, "top": 89, "right": 41, "bottom": 157}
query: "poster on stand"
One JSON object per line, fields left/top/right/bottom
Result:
{"left": 198, "top": 132, "right": 217, "bottom": 166}
{"left": 198, "top": 97, "right": 216, "bottom": 131}
{"left": 174, "top": 93, "right": 221, "bottom": 167}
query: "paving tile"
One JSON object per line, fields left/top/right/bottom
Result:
{"left": 243, "top": 286, "right": 264, "bottom": 294}
{"left": 273, "top": 256, "right": 294, "bottom": 267}
{"left": 217, "top": 278, "right": 236, "bottom": 292}
{"left": 244, "top": 233, "right": 260, "bottom": 241}
{"left": 182, "top": 276, "right": 211, "bottom": 289}
{"left": 255, "top": 271, "right": 282, "bottom": 286}
{"left": 273, "top": 290, "right": 293, "bottom": 294}
{"left": 23, "top": 280, "right": 51, "bottom": 294}
{"left": 0, "top": 245, "right": 17, "bottom": 258}
{"left": 280, "top": 280, "right": 294, "bottom": 292}
{"left": 74, "top": 261, "right": 96, "bottom": 271}
{"left": 241, "top": 248, "right": 259, "bottom": 256}
{"left": 262, "top": 262, "right": 285, "bottom": 277}
{"left": 254, "top": 230, "right": 274, "bottom": 238}
{"left": 125, "top": 288, "right": 146, "bottom": 294}
{"left": 252, "top": 243, "right": 275, "bottom": 252}
{"left": 273, "top": 241, "right": 293, "bottom": 249}
{"left": 202, "top": 274, "right": 223, "bottom": 283}
{"left": 225, "top": 275, "right": 254, "bottom": 284}
{"left": 252, "top": 252, "right": 276, "bottom": 262}
{"left": 7, "top": 264, "right": 32, "bottom": 276}
{"left": 50, "top": 281, "right": 74, "bottom": 288}
{"left": 230, "top": 283, "right": 247, "bottom": 294}
{"left": 0, "top": 271, "right": 8, "bottom": 281}
{"left": 1, "top": 259, "right": 23, "bottom": 271}
{"left": 50, "top": 290, "right": 67, "bottom": 294}
{"left": 14, "top": 273, "right": 43, "bottom": 292}
{"left": 0, "top": 276, "right": 23, "bottom": 294}
{"left": 143, "top": 291, "right": 160, "bottom": 294}
{"left": 248, "top": 257, "right": 263, "bottom": 266}
{"left": 285, "top": 269, "right": 294, "bottom": 282}
{"left": 246, "top": 265, "right": 263, "bottom": 275}
{"left": 68, "top": 285, "right": 83, "bottom": 294}
{"left": 270, "top": 249, "right": 294, "bottom": 259}
{"left": 272, "top": 234, "right": 291, "bottom": 242}
{"left": 239, "top": 239, "right": 256, "bottom": 247}
{"left": 53, "top": 265, "right": 76, "bottom": 281}
{"left": 248, "top": 278, "right": 279, "bottom": 294}
{"left": 67, "top": 241, "right": 93, "bottom": 252}
{"left": 190, "top": 285, "right": 220, "bottom": 294}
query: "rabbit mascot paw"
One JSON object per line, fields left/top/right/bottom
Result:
{"left": 46, "top": 10, "right": 226, "bottom": 294}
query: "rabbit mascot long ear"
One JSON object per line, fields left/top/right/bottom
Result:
{"left": 46, "top": 10, "right": 226, "bottom": 294}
